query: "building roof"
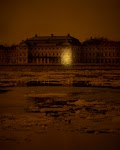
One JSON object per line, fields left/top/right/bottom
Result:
{"left": 0, "top": 45, "right": 4, "bottom": 49}
{"left": 24, "top": 34, "right": 81, "bottom": 46}
{"left": 0, "top": 45, "right": 17, "bottom": 51}
{"left": 0, "top": 45, "right": 9, "bottom": 50}
{"left": 82, "top": 37, "right": 120, "bottom": 46}
{"left": 19, "top": 41, "right": 28, "bottom": 46}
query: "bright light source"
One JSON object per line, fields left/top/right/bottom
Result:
{"left": 61, "top": 48, "right": 72, "bottom": 66}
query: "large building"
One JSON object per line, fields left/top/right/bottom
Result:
{"left": 0, "top": 34, "right": 120, "bottom": 69}
{"left": 76, "top": 38, "right": 120, "bottom": 66}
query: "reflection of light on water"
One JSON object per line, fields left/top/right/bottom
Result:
{"left": 61, "top": 48, "right": 72, "bottom": 66}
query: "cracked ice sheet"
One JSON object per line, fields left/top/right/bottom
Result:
{"left": 0, "top": 100, "right": 120, "bottom": 150}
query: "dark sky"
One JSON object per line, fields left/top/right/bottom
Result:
{"left": 0, "top": 0, "right": 120, "bottom": 44}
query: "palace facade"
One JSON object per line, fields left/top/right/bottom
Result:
{"left": 0, "top": 34, "right": 120, "bottom": 68}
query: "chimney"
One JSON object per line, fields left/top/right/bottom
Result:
{"left": 35, "top": 34, "right": 38, "bottom": 37}
{"left": 68, "top": 34, "right": 70, "bottom": 36}
{"left": 51, "top": 34, "right": 54, "bottom": 37}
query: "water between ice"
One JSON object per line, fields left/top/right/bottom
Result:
{"left": 0, "top": 86, "right": 120, "bottom": 113}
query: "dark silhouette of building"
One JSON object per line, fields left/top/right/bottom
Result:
{"left": 0, "top": 35, "right": 120, "bottom": 68}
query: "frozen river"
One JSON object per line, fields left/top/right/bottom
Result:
{"left": 0, "top": 86, "right": 120, "bottom": 113}
{"left": 0, "top": 86, "right": 120, "bottom": 150}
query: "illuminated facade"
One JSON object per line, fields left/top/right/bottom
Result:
{"left": 0, "top": 35, "right": 120, "bottom": 68}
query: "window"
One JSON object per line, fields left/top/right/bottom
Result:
{"left": 33, "top": 59, "right": 36, "bottom": 63}
{"left": 96, "top": 59, "right": 100, "bottom": 63}
{"left": 97, "top": 53, "right": 99, "bottom": 56}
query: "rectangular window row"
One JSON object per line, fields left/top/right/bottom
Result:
{"left": 30, "top": 53, "right": 59, "bottom": 57}
{"left": 79, "top": 59, "right": 120, "bottom": 63}
{"left": 32, "top": 47, "right": 60, "bottom": 50}
{"left": 82, "top": 47, "right": 116, "bottom": 50}
{"left": 77, "top": 52, "right": 119, "bottom": 57}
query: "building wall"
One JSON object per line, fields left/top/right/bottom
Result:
{"left": 8, "top": 48, "right": 18, "bottom": 64}
{"left": 0, "top": 37, "right": 120, "bottom": 68}
{"left": 16, "top": 45, "right": 28, "bottom": 64}
{"left": 75, "top": 42, "right": 120, "bottom": 65}
{"left": 0, "top": 48, "right": 7, "bottom": 64}
{"left": 0, "top": 46, "right": 18, "bottom": 64}
{"left": 28, "top": 45, "right": 62, "bottom": 65}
